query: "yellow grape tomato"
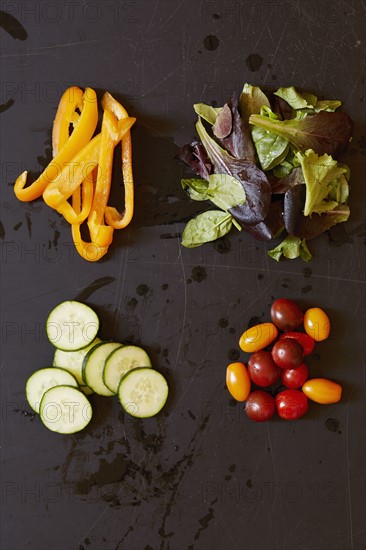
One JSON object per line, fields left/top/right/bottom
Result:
{"left": 302, "top": 378, "right": 342, "bottom": 404}
{"left": 239, "top": 323, "right": 278, "bottom": 353}
{"left": 304, "top": 307, "right": 330, "bottom": 342}
{"left": 226, "top": 362, "right": 251, "bottom": 402}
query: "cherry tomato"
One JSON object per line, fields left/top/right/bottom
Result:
{"left": 239, "top": 323, "right": 278, "bottom": 353}
{"left": 270, "top": 298, "right": 304, "bottom": 331}
{"left": 226, "top": 362, "right": 251, "bottom": 402}
{"left": 281, "top": 363, "right": 309, "bottom": 389}
{"left": 275, "top": 389, "right": 308, "bottom": 420}
{"left": 248, "top": 351, "right": 282, "bottom": 387}
{"left": 303, "top": 307, "right": 330, "bottom": 342}
{"left": 271, "top": 339, "right": 304, "bottom": 369}
{"left": 302, "top": 378, "right": 342, "bottom": 404}
{"left": 245, "top": 391, "right": 276, "bottom": 422}
{"left": 279, "top": 332, "right": 315, "bottom": 356}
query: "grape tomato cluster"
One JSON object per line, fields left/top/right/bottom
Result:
{"left": 226, "top": 298, "right": 342, "bottom": 422}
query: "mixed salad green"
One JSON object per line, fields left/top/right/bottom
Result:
{"left": 177, "top": 84, "right": 354, "bottom": 261}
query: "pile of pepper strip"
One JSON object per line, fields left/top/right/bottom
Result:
{"left": 13, "top": 86, "right": 136, "bottom": 261}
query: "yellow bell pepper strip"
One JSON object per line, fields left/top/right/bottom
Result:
{"left": 51, "top": 86, "right": 93, "bottom": 225}
{"left": 14, "top": 87, "right": 98, "bottom": 202}
{"left": 87, "top": 108, "right": 119, "bottom": 246}
{"left": 56, "top": 173, "right": 94, "bottom": 224}
{"left": 101, "top": 92, "right": 134, "bottom": 229}
{"left": 42, "top": 117, "right": 135, "bottom": 211}
{"left": 71, "top": 174, "right": 109, "bottom": 262}
{"left": 52, "top": 86, "right": 83, "bottom": 158}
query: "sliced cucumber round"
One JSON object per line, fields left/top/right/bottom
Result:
{"left": 103, "top": 345, "right": 152, "bottom": 394}
{"left": 46, "top": 300, "right": 99, "bottom": 351}
{"left": 26, "top": 367, "right": 79, "bottom": 413}
{"left": 80, "top": 385, "right": 94, "bottom": 395}
{"left": 118, "top": 367, "right": 168, "bottom": 418}
{"left": 40, "top": 385, "right": 92, "bottom": 434}
{"left": 53, "top": 337, "right": 102, "bottom": 385}
{"left": 82, "top": 341, "right": 122, "bottom": 396}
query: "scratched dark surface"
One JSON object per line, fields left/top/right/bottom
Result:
{"left": 1, "top": 1, "right": 366, "bottom": 549}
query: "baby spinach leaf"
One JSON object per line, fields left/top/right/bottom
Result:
{"left": 181, "top": 178, "right": 209, "bottom": 201}
{"left": 193, "top": 103, "right": 222, "bottom": 125}
{"left": 181, "top": 210, "right": 233, "bottom": 248}
{"left": 268, "top": 235, "right": 311, "bottom": 262}
{"left": 249, "top": 111, "right": 354, "bottom": 158}
{"left": 252, "top": 125, "right": 289, "bottom": 170}
{"left": 207, "top": 174, "right": 246, "bottom": 210}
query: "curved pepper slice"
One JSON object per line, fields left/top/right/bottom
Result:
{"left": 71, "top": 178, "right": 109, "bottom": 262}
{"left": 101, "top": 92, "right": 134, "bottom": 229}
{"left": 42, "top": 117, "right": 135, "bottom": 211}
{"left": 52, "top": 86, "right": 83, "bottom": 158}
{"left": 56, "top": 173, "right": 94, "bottom": 224}
{"left": 87, "top": 109, "right": 120, "bottom": 247}
{"left": 52, "top": 87, "right": 94, "bottom": 225}
{"left": 14, "top": 87, "right": 98, "bottom": 202}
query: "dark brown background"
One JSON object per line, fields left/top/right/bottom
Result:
{"left": 1, "top": 1, "right": 365, "bottom": 549}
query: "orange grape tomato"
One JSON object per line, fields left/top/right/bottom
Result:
{"left": 226, "top": 362, "right": 251, "bottom": 402}
{"left": 239, "top": 323, "right": 278, "bottom": 353}
{"left": 303, "top": 307, "right": 330, "bottom": 342}
{"left": 302, "top": 378, "right": 342, "bottom": 404}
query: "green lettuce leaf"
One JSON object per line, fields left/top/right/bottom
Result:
{"left": 274, "top": 86, "right": 316, "bottom": 110}
{"left": 268, "top": 235, "right": 311, "bottom": 262}
{"left": 193, "top": 103, "right": 222, "bottom": 125}
{"left": 181, "top": 210, "right": 233, "bottom": 248}
{"left": 239, "top": 83, "right": 270, "bottom": 120}
{"left": 274, "top": 86, "right": 341, "bottom": 114}
{"left": 249, "top": 110, "right": 353, "bottom": 158}
{"left": 250, "top": 106, "right": 289, "bottom": 170}
{"left": 295, "top": 150, "right": 347, "bottom": 216}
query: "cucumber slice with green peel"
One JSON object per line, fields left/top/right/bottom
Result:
{"left": 80, "top": 385, "right": 94, "bottom": 395}
{"left": 103, "top": 345, "right": 152, "bottom": 394}
{"left": 40, "top": 385, "right": 92, "bottom": 434}
{"left": 82, "top": 341, "right": 122, "bottom": 396}
{"left": 46, "top": 301, "right": 99, "bottom": 351}
{"left": 53, "top": 337, "right": 102, "bottom": 385}
{"left": 118, "top": 367, "right": 168, "bottom": 418}
{"left": 26, "top": 367, "right": 79, "bottom": 414}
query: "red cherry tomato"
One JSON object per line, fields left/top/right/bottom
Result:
{"left": 271, "top": 339, "right": 304, "bottom": 369}
{"left": 279, "top": 332, "right": 315, "bottom": 356}
{"left": 245, "top": 391, "right": 276, "bottom": 422}
{"left": 275, "top": 389, "right": 308, "bottom": 420}
{"left": 303, "top": 307, "right": 330, "bottom": 342}
{"left": 270, "top": 298, "right": 304, "bottom": 332}
{"left": 226, "top": 362, "right": 251, "bottom": 402}
{"left": 248, "top": 351, "right": 282, "bottom": 387}
{"left": 281, "top": 363, "right": 309, "bottom": 389}
{"left": 239, "top": 323, "right": 278, "bottom": 353}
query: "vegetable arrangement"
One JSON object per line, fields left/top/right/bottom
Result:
{"left": 25, "top": 301, "right": 169, "bottom": 434}
{"left": 226, "top": 298, "right": 342, "bottom": 421}
{"left": 14, "top": 87, "right": 136, "bottom": 262}
{"left": 177, "top": 84, "right": 354, "bottom": 261}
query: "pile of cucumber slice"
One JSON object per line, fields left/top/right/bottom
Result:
{"left": 25, "top": 301, "right": 169, "bottom": 434}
